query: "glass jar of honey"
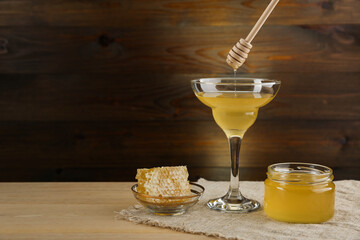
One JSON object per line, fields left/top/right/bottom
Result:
{"left": 264, "top": 162, "right": 335, "bottom": 223}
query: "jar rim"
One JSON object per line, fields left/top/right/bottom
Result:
{"left": 267, "top": 162, "right": 333, "bottom": 184}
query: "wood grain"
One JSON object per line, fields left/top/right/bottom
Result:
{"left": 0, "top": 25, "right": 359, "bottom": 74}
{"left": 0, "top": 73, "right": 359, "bottom": 121}
{"left": 0, "top": 0, "right": 359, "bottom": 182}
{"left": 0, "top": 120, "right": 358, "bottom": 180}
{"left": 0, "top": 182, "right": 214, "bottom": 239}
{"left": 0, "top": 0, "right": 359, "bottom": 27}
{"left": 0, "top": 166, "right": 358, "bottom": 182}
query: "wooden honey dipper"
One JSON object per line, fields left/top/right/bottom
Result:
{"left": 226, "top": 0, "right": 279, "bottom": 70}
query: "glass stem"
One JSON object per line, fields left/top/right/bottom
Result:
{"left": 227, "top": 136, "right": 244, "bottom": 200}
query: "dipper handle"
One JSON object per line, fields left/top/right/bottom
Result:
{"left": 226, "top": 0, "right": 279, "bottom": 70}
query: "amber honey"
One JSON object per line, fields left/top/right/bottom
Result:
{"left": 264, "top": 163, "right": 335, "bottom": 223}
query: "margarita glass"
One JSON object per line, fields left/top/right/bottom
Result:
{"left": 191, "top": 78, "right": 280, "bottom": 212}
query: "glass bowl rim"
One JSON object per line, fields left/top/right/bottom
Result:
{"left": 131, "top": 182, "right": 205, "bottom": 200}
{"left": 191, "top": 77, "right": 281, "bottom": 86}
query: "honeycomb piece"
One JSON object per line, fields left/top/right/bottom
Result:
{"left": 136, "top": 166, "right": 191, "bottom": 197}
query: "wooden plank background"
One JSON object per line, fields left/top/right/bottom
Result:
{"left": 0, "top": 0, "right": 359, "bottom": 181}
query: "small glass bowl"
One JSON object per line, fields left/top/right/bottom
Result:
{"left": 131, "top": 183, "right": 204, "bottom": 215}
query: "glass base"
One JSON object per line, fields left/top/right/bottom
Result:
{"left": 207, "top": 196, "right": 260, "bottom": 213}
{"left": 152, "top": 210, "right": 185, "bottom": 216}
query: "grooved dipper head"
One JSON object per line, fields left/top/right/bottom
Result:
{"left": 226, "top": 38, "right": 252, "bottom": 70}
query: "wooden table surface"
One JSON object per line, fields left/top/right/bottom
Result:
{"left": 0, "top": 182, "right": 213, "bottom": 240}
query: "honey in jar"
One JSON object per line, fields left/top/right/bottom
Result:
{"left": 264, "top": 162, "right": 335, "bottom": 223}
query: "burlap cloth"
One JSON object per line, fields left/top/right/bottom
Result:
{"left": 119, "top": 179, "right": 360, "bottom": 240}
